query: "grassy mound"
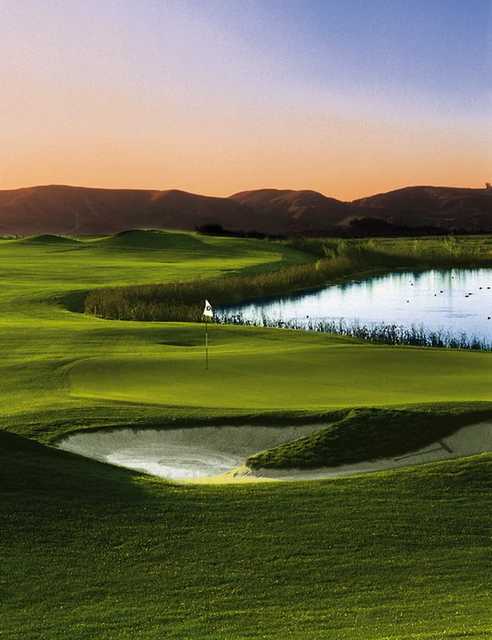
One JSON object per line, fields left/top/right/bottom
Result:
{"left": 100, "top": 229, "right": 208, "bottom": 250}
{"left": 0, "top": 429, "right": 138, "bottom": 496}
{"left": 19, "top": 233, "right": 80, "bottom": 245}
{"left": 247, "top": 405, "right": 492, "bottom": 469}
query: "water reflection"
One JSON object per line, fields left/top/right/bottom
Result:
{"left": 221, "top": 268, "right": 492, "bottom": 342}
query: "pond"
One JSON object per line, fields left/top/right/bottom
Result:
{"left": 220, "top": 268, "right": 492, "bottom": 344}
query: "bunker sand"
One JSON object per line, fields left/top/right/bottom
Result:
{"left": 56, "top": 424, "right": 324, "bottom": 481}
{"left": 57, "top": 421, "right": 492, "bottom": 483}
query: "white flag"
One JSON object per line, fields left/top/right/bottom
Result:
{"left": 203, "top": 299, "right": 213, "bottom": 319}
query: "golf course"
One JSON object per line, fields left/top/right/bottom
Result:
{"left": 1, "top": 231, "right": 491, "bottom": 639}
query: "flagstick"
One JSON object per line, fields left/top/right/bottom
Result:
{"left": 203, "top": 299, "right": 212, "bottom": 370}
{"left": 205, "top": 317, "right": 209, "bottom": 370}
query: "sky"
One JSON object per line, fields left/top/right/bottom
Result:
{"left": 0, "top": 0, "right": 490, "bottom": 200}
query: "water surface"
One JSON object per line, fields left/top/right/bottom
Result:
{"left": 221, "top": 268, "right": 492, "bottom": 342}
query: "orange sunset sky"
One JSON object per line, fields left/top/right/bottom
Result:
{"left": 1, "top": 1, "right": 490, "bottom": 200}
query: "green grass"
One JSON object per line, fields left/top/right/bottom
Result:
{"left": 67, "top": 336, "right": 492, "bottom": 410}
{"left": 247, "top": 405, "right": 492, "bottom": 469}
{"left": 2, "top": 430, "right": 491, "bottom": 639}
{"left": 0, "top": 230, "right": 307, "bottom": 430}
{"left": 1, "top": 230, "right": 492, "bottom": 638}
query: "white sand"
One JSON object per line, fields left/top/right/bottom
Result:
{"left": 56, "top": 424, "right": 324, "bottom": 481}
{"left": 56, "top": 421, "right": 492, "bottom": 484}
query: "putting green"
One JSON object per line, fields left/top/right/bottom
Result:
{"left": 68, "top": 341, "right": 492, "bottom": 410}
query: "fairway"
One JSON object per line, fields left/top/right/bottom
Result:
{"left": 1, "top": 231, "right": 491, "bottom": 639}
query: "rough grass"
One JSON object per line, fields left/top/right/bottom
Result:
{"left": 247, "top": 405, "right": 492, "bottom": 469}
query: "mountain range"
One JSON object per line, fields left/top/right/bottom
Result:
{"left": 0, "top": 184, "right": 491, "bottom": 236}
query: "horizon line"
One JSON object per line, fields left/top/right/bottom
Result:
{"left": 1, "top": 181, "right": 489, "bottom": 203}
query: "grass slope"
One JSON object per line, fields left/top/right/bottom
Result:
{"left": 0, "top": 231, "right": 491, "bottom": 638}
{"left": 1, "top": 431, "right": 491, "bottom": 639}
{"left": 247, "top": 405, "right": 492, "bottom": 469}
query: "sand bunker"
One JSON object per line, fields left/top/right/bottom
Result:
{"left": 57, "top": 424, "right": 324, "bottom": 481}
{"left": 57, "top": 421, "right": 492, "bottom": 483}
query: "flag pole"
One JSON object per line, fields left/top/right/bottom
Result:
{"left": 205, "top": 317, "right": 209, "bottom": 370}
{"left": 202, "top": 299, "right": 213, "bottom": 370}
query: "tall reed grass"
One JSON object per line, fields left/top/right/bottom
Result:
{"left": 216, "top": 314, "right": 492, "bottom": 352}
{"left": 84, "top": 236, "right": 492, "bottom": 325}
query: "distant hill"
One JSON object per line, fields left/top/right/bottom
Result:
{"left": 351, "top": 186, "right": 492, "bottom": 233}
{"left": 0, "top": 185, "right": 252, "bottom": 236}
{"left": 230, "top": 189, "right": 349, "bottom": 234}
{"left": 0, "top": 184, "right": 490, "bottom": 236}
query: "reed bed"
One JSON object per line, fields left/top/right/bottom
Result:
{"left": 217, "top": 313, "right": 492, "bottom": 351}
